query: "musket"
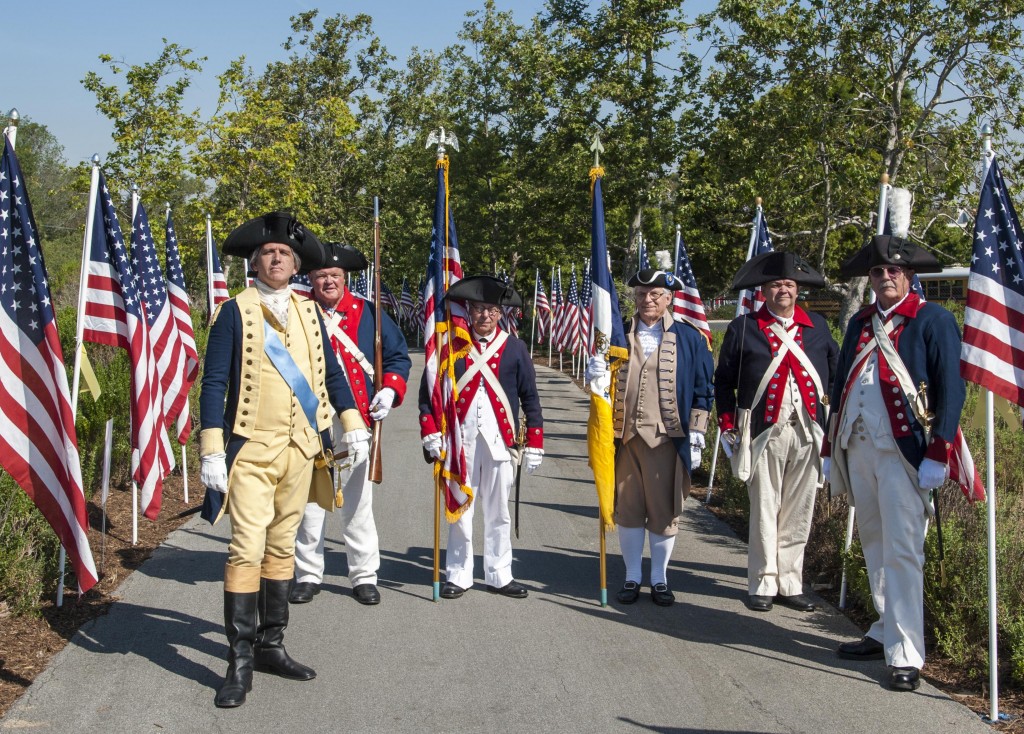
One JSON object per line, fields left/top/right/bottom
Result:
{"left": 514, "top": 416, "right": 526, "bottom": 539}
{"left": 367, "top": 197, "right": 385, "bottom": 484}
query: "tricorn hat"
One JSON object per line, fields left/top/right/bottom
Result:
{"left": 839, "top": 235, "right": 942, "bottom": 278}
{"left": 444, "top": 275, "right": 523, "bottom": 308}
{"left": 627, "top": 269, "right": 683, "bottom": 291}
{"left": 731, "top": 251, "right": 826, "bottom": 290}
{"left": 319, "top": 242, "right": 369, "bottom": 272}
{"left": 222, "top": 211, "right": 326, "bottom": 273}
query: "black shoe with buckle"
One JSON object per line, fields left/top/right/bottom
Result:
{"left": 651, "top": 583, "right": 674, "bottom": 607}
{"left": 837, "top": 635, "right": 885, "bottom": 660}
{"left": 617, "top": 581, "right": 641, "bottom": 604}
{"left": 487, "top": 581, "right": 528, "bottom": 598}
{"left": 747, "top": 594, "right": 773, "bottom": 612}
{"left": 776, "top": 593, "right": 817, "bottom": 612}
{"left": 352, "top": 584, "right": 381, "bottom": 605}
{"left": 889, "top": 666, "right": 921, "bottom": 691}
{"left": 288, "top": 582, "right": 320, "bottom": 605}
{"left": 440, "top": 582, "right": 465, "bottom": 599}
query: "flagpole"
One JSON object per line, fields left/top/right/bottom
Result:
{"left": 531, "top": 268, "right": 539, "bottom": 358}
{"left": 976, "top": 122, "right": 1002, "bottom": 725}
{"left": 60, "top": 154, "right": 102, "bottom": 607}
{"left": 548, "top": 268, "right": 555, "bottom": 367}
{"left": 558, "top": 267, "right": 564, "bottom": 373}
{"left": 837, "top": 175, "right": 891, "bottom": 609}
{"left": 206, "top": 213, "right": 215, "bottom": 325}
{"left": 130, "top": 185, "right": 141, "bottom": 547}
{"left": 4, "top": 108, "right": 18, "bottom": 148}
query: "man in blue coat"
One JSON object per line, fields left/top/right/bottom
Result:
{"left": 822, "top": 234, "right": 965, "bottom": 691}
{"left": 588, "top": 269, "right": 714, "bottom": 607}
{"left": 420, "top": 276, "right": 544, "bottom": 600}
{"left": 291, "top": 242, "right": 411, "bottom": 606}
{"left": 199, "top": 212, "right": 362, "bottom": 707}
{"left": 715, "top": 252, "right": 837, "bottom": 613}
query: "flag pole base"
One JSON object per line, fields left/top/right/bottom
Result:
{"left": 600, "top": 588, "right": 607, "bottom": 607}
{"left": 433, "top": 581, "right": 440, "bottom": 602}
{"left": 981, "top": 713, "right": 1016, "bottom": 724}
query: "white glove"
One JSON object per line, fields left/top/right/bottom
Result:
{"left": 524, "top": 447, "right": 544, "bottom": 474}
{"left": 918, "top": 458, "right": 947, "bottom": 490}
{"left": 369, "top": 387, "right": 396, "bottom": 421}
{"left": 585, "top": 355, "right": 608, "bottom": 384}
{"left": 689, "top": 432, "right": 705, "bottom": 467}
{"left": 822, "top": 457, "right": 831, "bottom": 483}
{"left": 342, "top": 429, "right": 371, "bottom": 466}
{"left": 200, "top": 452, "right": 228, "bottom": 494}
{"left": 422, "top": 432, "right": 442, "bottom": 460}
{"left": 720, "top": 430, "right": 736, "bottom": 458}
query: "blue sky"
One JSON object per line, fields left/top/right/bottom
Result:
{"left": 7, "top": 1, "right": 560, "bottom": 163}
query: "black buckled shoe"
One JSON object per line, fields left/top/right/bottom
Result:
{"left": 837, "top": 635, "right": 885, "bottom": 660}
{"left": 353, "top": 584, "right": 381, "bottom": 605}
{"left": 747, "top": 594, "right": 773, "bottom": 612}
{"left": 440, "top": 582, "right": 465, "bottom": 599}
{"left": 487, "top": 581, "right": 529, "bottom": 598}
{"left": 889, "top": 666, "right": 921, "bottom": 691}
{"left": 776, "top": 593, "right": 817, "bottom": 612}
{"left": 617, "top": 581, "right": 641, "bottom": 605}
{"left": 651, "top": 583, "right": 674, "bottom": 607}
{"left": 288, "top": 581, "right": 320, "bottom": 605}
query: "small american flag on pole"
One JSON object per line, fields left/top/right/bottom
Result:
{"left": 0, "top": 136, "right": 98, "bottom": 592}
{"left": 164, "top": 210, "right": 198, "bottom": 444}
{"left": 207, "top": 231, "right": 229, "bottom": 315}
{"left": 671, "top": 229, "right": 712, "bottom": 343}
{"left": 557, "top": 270, "right": 582, "bottom": 354}
{"left": 82, "top": 172, "right": 170, "bottom": 520}
{"left": 534, "top": 272, "right": 551, "bottom": 344}
{"left": 737, "top": 211, "right": 773, "bottom": 315}
{"left": 579, "top": 262, "right": 594, "bottom": 355}
{"left": 289, "top": 273, "right": 314, "bottom": 298}
{"left": 400, "top": 277, "right": 415, "bottom": 323}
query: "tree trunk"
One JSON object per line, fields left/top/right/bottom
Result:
{"left": 838, "top": 277, "right": 869, "bottom": 333}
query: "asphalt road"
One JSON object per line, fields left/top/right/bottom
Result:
{"left": 0, "top": 352, "right": 991, "bottom": 733}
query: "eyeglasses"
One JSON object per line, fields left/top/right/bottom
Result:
{"left": 869, "top": 265, "right": 906, "bottom": 278}
{"left": 468, "top": 303, "right": 502, "bottom": 316}
{"left": 635, "top": 289, "right": 669, "bottom": 301}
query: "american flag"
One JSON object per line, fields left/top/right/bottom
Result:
{"left": 164, "top": 210, "right": 199, "bottom": 444}
{"left": 534, "top": 271, "right": 551, "bottom": 344}
{"left": 0, "top": 137, "right": 98, "bottom": 592}
{"left": 82, "top": 172, "right": 170, "bottom": 520}
{"left": 351, "top": 271, "right": 368, "bottom": 298}
{"left": 423, "top": 157, "right": 472, "bottom": 520}
{"left": 289, "top": 273, "right": 314, "bottom": 298}
{"left": 381, "top": 281, "right": 401, "bottom": 316}
{"left": 498, "top": 272, "right": 520, "bottom": 338}
{"left": 551, "top": 269, "right": 564, "bottom": 349}
{"left": 132, "top": 202, "right": 190, "bottom": 435}
{"left": 671, "top": 230, "right": 712, "bottom": 342}
{"left": 737, "top": 211, "right": 773, "bottom": 315}
{"left": 557, "top": 269, "right": 582, "bottom": 354}
{"left": 400, "top": 277, "right": 415, "bottom": 323}
{"left": 579, "top": 262, "right": 594, "bottom": 355}
{"left": 207, "top": 231, "right": 229, "bottom": 315}
{"left": 637, "top": 233, "right": 650, "bottom": 275}
{"left": 414, "top": 277, "right": 426, "bottom": 330}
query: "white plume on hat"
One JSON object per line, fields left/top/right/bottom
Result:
{"left": 888, "top": 187, "right": 913, "bottom": 238}
{"left": 654, "top": 250, "right": 673, "bottom": 269}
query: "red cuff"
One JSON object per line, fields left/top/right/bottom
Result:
{"left": 925, "top": 435, "right": 951, "bottom": 464}
{"left": 820, "top": 435, "right": 832, "bottom": 458}
{"left": 718, "top": 412, "right": 735, "bottom": 432}
{"left": 419, "top": 413, "right": 439, "bottom": 438}
{"left": 384, "top": 373, "right": 408, "bottom": 405}
{"left": 525, "top": 426, "right": 544, "bottom": 449}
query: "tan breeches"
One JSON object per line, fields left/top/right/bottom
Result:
{"left": 614, "top": 438, "right": 687, "bottom": 536}
{"left": 224, "top": 442, "right": 314, "bottom": 593}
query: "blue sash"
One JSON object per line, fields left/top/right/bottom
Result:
{"left": 263, "top": 321, "right": 320, "bottom": 432}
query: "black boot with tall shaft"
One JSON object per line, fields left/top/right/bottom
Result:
{"left": 254, "top": 578, "right": 316, "bottom": 680}
{"left": 215, "top": 590, "right": 258, "bottom": 708}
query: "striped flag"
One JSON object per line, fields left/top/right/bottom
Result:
{"left": 351, "top": 271, "right": 368, "bottom": 298}
{"left": 414, "top": 277, "right": 426, "bottom": 330}
{"left": 164, "top": 210, "right": 199, "bottom": 444}
{"left": 557, "top": 269, "right": 582, "bottom": 354}
{"left": 498, "top": 272, "right": 520, "bottom": 338}
{"left": 132, "top": 202, "right": 190, "bottom": 435}
{"left": 587, "top": 166, "right": 627, "bottom": 531}
{"left": 423, "top": 156, "right": 473, "bottom": 520}
{"left": 550, "top": 269, "right": 564, "bottom": 348}
{"left": 82, "top": 172, "right": 170, "bottom": 520}
{"left": 535, "top": 271, "right": 551, "bottom": 344}
{"left": 0, "top": 136, "right": 98, "bottom": 592}
{"left": 207, "top": 232, "right": 229, "bottom": 314}
{"left": 289, "top": 273, "right": 314, "bottom": 298}
{"left": 579, "top": 262, "right": 594, "bottom": 355}
{"left": 738, "top": 212, "right": 773, "bottom": 315}
{"left": 381, "top": 281, "right": 401, "bottom": 316}
{"left": 671, "top": 230, "right": 712, "bottom": 343}
{"left": 400, "top": 278, "right": 415, "bottom": 323}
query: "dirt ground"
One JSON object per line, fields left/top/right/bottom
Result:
{"left": 0, "top": 459, "right": 1022, "bottom": 729}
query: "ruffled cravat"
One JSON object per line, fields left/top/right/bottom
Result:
{"left": 256, "top": 278, "right": 291, "bottom": 328}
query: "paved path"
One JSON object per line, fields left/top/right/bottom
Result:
{"left": 1, "top": 353, "right": 990, "bottom": 733}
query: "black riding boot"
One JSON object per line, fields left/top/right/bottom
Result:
{"left": 215, "top": 590, "right": 258, "bottom": 708}
{"left": 254, "top": 577, "right": 316, "bottom": 680}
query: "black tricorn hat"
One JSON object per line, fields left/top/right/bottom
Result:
{"left": 731, "top": 251, "right": 826, "bottom": 290}
{"left": 840, "top": 234, "right": 942, "bottom": 278}
{"left": 444, "top": 275, "right": 523, "bottom": 308}
{"left": 318, "top": 242, "right": 369, "bottom": 272}
{"left": 627, "top": 269, "right": 683, "bottom": 291}
{"left": 222, "top": 211, "right": 326, "bottom": 273}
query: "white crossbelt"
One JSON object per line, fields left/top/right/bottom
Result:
{"left": 767, "top": 322, "right": 824, "bottom": 402}
{"left": 324, "top": 310, "right": 374, "bottom": 378}
{"left": 871, "top": 312, "right": 930, "bottom": 431}
{"left": 455, "top": 331, "right": 515, "bottom": 428}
